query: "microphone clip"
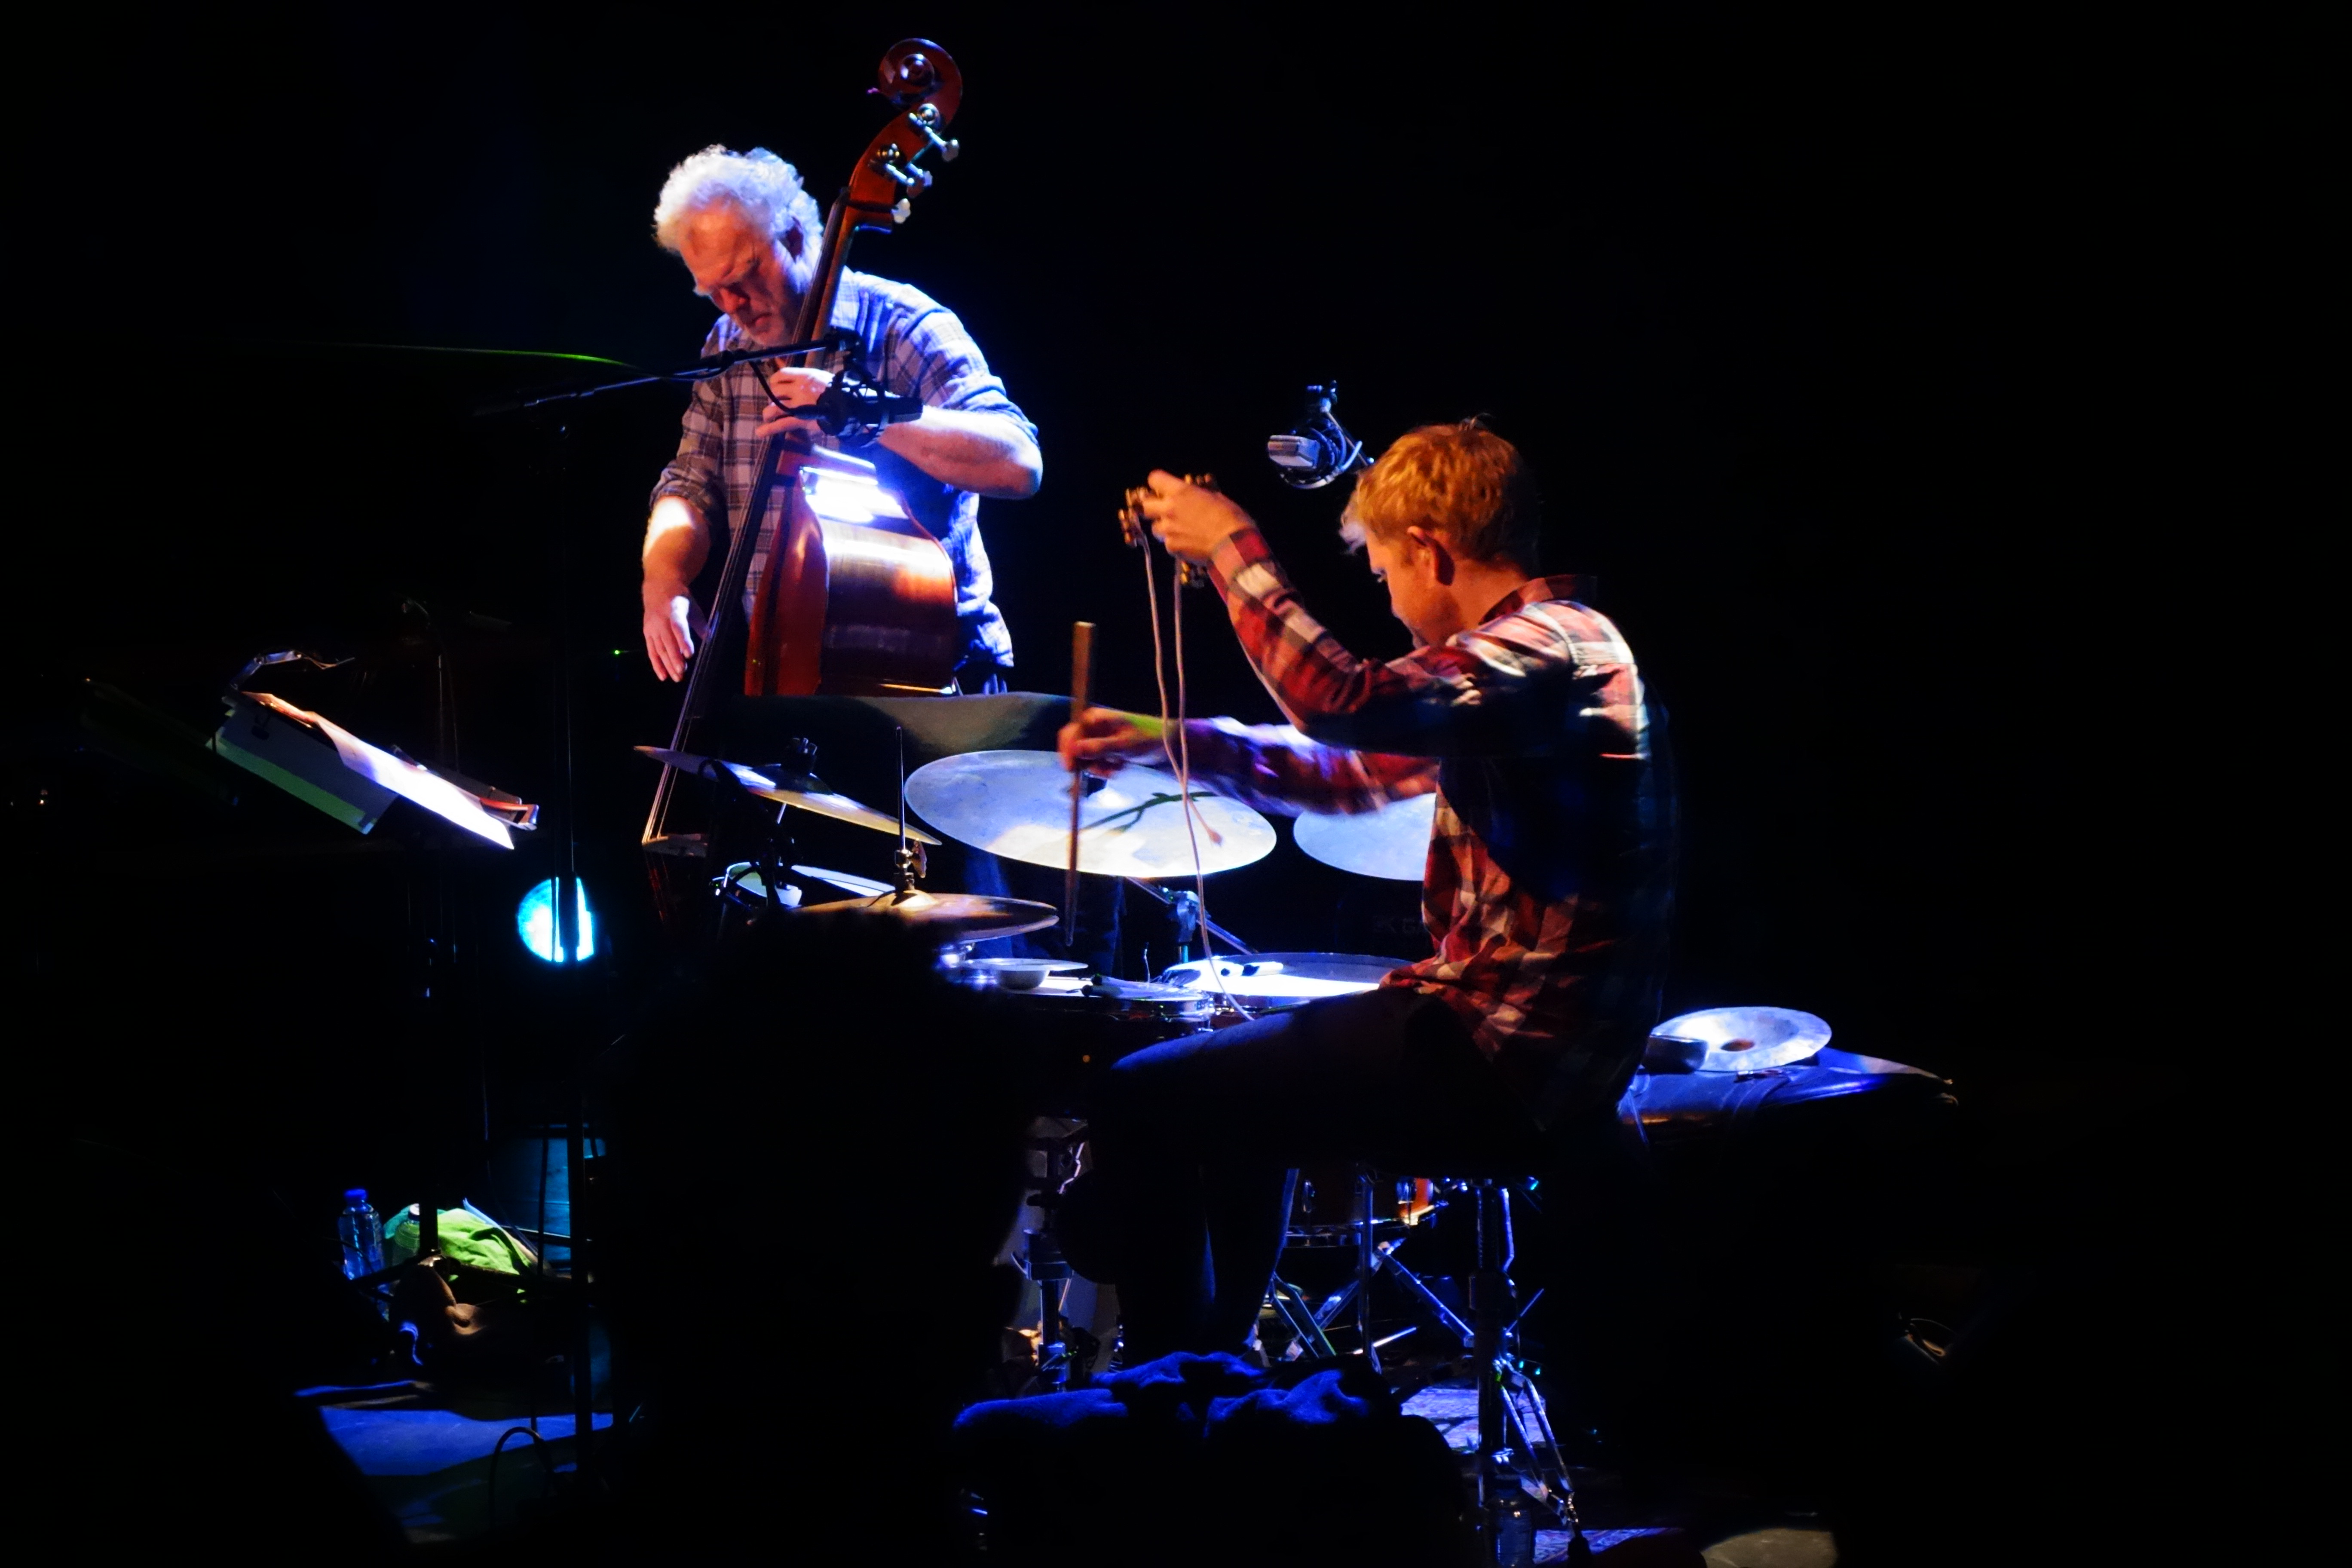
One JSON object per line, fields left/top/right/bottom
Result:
{"left": 802, "top": 356, "right": 925, "bottom": 445}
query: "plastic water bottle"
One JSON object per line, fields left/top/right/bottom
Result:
{"left": 338, "top": 1188, "right": 388, "bottom": 1315}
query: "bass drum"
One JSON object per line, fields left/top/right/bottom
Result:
{"left": 1155, "top": 952, "right": 1411, "bottom": 1014}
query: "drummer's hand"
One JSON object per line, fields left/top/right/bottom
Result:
{"left": 642, "top": 578, "right": 704, "bottom": 682}
{"left": 1138, "top": 470, "right": 1256, "bottom": 563}
{"left": 1059, "top": 707, "right": 1164, "bottom": 775}
{"left": 756, "top": 366, "right": 833, "bottom": 438}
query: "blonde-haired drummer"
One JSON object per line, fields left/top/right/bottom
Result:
{"left": 1061, "top": 421, "right": 1672, "bottom": 1358}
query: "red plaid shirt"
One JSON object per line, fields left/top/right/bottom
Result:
{"left": 1185, "top": 528, "right": 1669, "bottom": 1126}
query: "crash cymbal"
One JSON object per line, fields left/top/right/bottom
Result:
{"left": 1291, "top": 793, "right": 1436, "bottom": 882}
{"left": 1645, "top": 1006, "right": 1831, "bottom": 1072}
{"left": 634, "top": 745, "right": 938, "bottom": 844}
{"left": 796, "top": 887, "right": 1061, "bottom": 943}
{"left": 903, "top": 750, "right": 1274, "bottom": 878}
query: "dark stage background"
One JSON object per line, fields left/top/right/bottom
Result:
{"left": 11, "top": 12, "right": 2311, "bottom": 1213}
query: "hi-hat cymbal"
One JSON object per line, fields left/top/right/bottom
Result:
{"left": 1292, "top": 793, "right": 1436, "bottom": 882}
{"left": 795, "top": 887, "right": 1060, "bottom": 943}
{"left": 903, "top": 750, "right": 1275, "bottom": 878}
{"left": 634, "top": 745, "right": 938, "bottom": 844}
{"left": 1645, "top": 1006, "right": 1831, "bottom": 1072}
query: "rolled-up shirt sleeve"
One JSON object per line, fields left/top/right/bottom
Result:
{"left": 1205, "top": 529, "right": 1627, "bottom": 760}
{"left": 1175, "top": 718, "right": 1436, "bottom": 818}
{"left": 863, "top": 288, "right": 1038, "bottom": 445}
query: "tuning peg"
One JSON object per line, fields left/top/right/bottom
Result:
{"left": 872, "top": 147, "right": 934, "bottom": 193}
{"left": 912, "top": 106, "right": 961, "bottom": 162}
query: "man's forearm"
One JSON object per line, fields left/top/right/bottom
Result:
{"left": 875, "top": 407, "right": 1041, "bottom": 499}
{"left": 643, "top": 494, "right": 710, "bottom": 592}
{"left": 1180, "top": 719, "right": 1436, "bottom": 817}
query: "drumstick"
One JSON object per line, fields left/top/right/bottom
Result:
{"left": 1065, "top": 621, "right": 1095, "bottom": 944}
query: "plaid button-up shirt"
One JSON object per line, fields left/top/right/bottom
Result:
{"left": 1185, "top": 528, "right": 1671, "bottom": 1126}
{"left": 650, "top": 270, "right": 1034, "bottom": 671}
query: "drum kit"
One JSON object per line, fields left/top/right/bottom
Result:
{"left": 634, "top": 731, "right": 1862, "bottom": 1560}
{"left": 639, "top": 737, "right": 1430, "bottom": 965}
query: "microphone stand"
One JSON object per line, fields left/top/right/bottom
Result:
{"left": 471, "top": 331, "right": 861, "bottom": 415}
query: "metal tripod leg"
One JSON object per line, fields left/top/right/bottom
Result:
{"left": 1267, "top": 1275, "right": 1336, "bottom": 1361}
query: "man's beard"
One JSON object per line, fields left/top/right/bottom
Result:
{"left": 744, "top": 291, "right": 807, "bottom": 349}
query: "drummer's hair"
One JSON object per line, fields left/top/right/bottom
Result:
{"left": 1340, "top": 419, "right": 1540, "bottom": 570}
{"left": 653, "top": 145, "right": 823, "bottom": 291}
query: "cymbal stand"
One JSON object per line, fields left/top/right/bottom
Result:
{"left": 700, "top": 741, "right": 824, "bottom": 933}
{"left": 1120, "top": 876, "right": 1257, "bottom": 957}
{"left": 1017, "top": 1127, "right": 1094, "bottom": 1392}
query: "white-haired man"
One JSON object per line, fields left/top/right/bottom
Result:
{"left": 640, "top": 145, "right": 1042, "bottom": 688}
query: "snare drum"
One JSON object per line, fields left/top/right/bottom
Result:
{"left": 1155, "top": 952, "right": 1409, "bottom": 1013}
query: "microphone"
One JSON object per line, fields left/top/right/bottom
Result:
{"left": 808, "top": 379, "right": 924, "bottom": 434}
{"left": 1266, "top": 383, "right": 1372, "bottom": 489}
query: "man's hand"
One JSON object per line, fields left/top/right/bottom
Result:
{"left": 1058, "top": 706, "right": 1166, "bottom": 775}
{"left": 1135, "top": 470, "right": 1257, "bottom": 563}
{"left": 642, "top": 579, "right": 704, "bottom": 682}
{"left": 755, "top": 365, "right": 834, "bottom": 439}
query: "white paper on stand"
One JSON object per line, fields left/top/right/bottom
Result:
{"left": 245, "top": 692, "right": 525, "bottom": 849}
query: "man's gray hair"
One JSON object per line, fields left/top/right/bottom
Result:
{"left": 653, "top": 145, "right": 823, "bottom": 285}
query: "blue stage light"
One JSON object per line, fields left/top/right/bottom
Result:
{"left": 516, "top": 878, "right": 597, "bottom": 963}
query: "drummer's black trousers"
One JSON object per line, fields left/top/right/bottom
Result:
{"left": 1092, "top": 986, "right": 1559, "bottom": 1360}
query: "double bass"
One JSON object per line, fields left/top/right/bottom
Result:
{"left": 644, "top": 40, "right": 969, "bottom": 853}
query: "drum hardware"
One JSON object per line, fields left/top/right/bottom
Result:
{"left": 1014, "top": 1127, "right": 1091, "bottom": 1394}
{"left": 1121, "top": 876, "right": 1257, "bottom": 956}
{"left": 1261, "top": 1171, "right": 1586, "bottom": 1556}
{"left": 786, "top": 728, "right": 1062, "bottom": 944}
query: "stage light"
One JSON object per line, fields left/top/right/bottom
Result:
{"left": 516, "top": 878, "right": 597, "bottom": 964}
